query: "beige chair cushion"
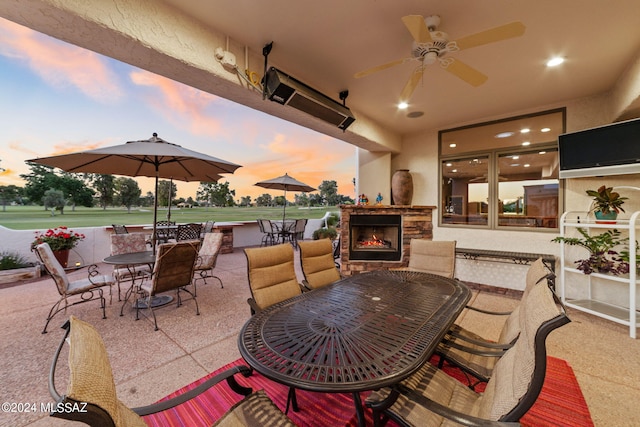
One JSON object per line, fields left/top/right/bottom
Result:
{"left": 405, "top": 239, "right": 456, "bottom": 278}
{"left": 244, "top": 244, "right": 301, "bottom": 310}
{"left": 298, "top": 239, "right": 341, "bottom": 289}
{"left": 67, "top": 316, "right": 147, "bottom": 427}
{"left": 196, "top": 232, "right": 224, "bottom": 270}
{"left": 213, "top": 390, "right": 295, "bottom": 427}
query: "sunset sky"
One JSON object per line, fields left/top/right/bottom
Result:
{"left": 0, "top": 18, "right": 356, "bottom": 202}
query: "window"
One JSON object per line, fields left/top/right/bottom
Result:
{"left": 439, "top": 109, "right": 565, "bottom": 230}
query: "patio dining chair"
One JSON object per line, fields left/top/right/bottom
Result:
{"left": 112, "top": 224, "right": 129, "bottom": 234}
{"left": 366, "top": 277, "right": 570, "bottom": 427}
{"left": 257, "top": 219, "right": 277, "bottom": 247}
{"left": 48, "top": 316, "right": 295, "bottom": 427}
{"left": 200, "top": 220, "right": 215, "bottom": 239}
{"left": 298, "top": 238, "right": 342, "bottom": 290}
{"left": 193, "top": 231, "right": 224, "bottom": 292}
{"left": 436, "top": 258, "right": 551, "bottom": 388}
{"left": 154, "top": 220, "right": 176, "bottom": 244}
{"left": 176, "top": 222, "right": 203, "bottom": 241}
{"left": 34, "top": 243, "right": 114, "bottom": 334}
{"left": 127, "top": 240, "right": 201, "bottom": 331}
{"left": 289, "top": 218, "right": 308, "bottom": 248}
{"left": 395, "top": 239, "right": 457, "bottom": 278}
{"left": 110, "top": 233, "right": 152, "bottom": 301}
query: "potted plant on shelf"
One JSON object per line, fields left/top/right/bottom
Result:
{"left": 31, "top": 226, "right": 85, "bottom": 268}
{"left": 552, "top": 228, "right": 629, "bottom": 275}
{"left": 587, "top": 185, "right": 627, "bottom": 223}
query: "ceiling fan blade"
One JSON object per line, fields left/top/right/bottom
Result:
{"left": 452, "top": 21, "right": 525, "bottom": 51}
{"left": 401, "top": 15, "right": 433, "bottom": 44}
{"left": 441, "top": 58, "right": 488, "bottom": 87}
{"left": 400, "top": 67, "right": 425, "bottom": 101}
{"left": 354, "top": 58, "right": 407, "bottom": 78}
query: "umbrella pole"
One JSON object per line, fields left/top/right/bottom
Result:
{"left": 152, "top": 174, "right": 159, "bottom": 255}
{"left": 167, "top": 177, "right": 172, "bottom": 221}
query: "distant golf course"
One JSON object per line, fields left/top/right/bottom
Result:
{"left": 0, "top": 205, "right": 338, "bottom": 230}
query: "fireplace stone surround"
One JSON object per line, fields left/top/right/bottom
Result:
{"left": 339, "top": 205, "right": 435, "bottom": 276}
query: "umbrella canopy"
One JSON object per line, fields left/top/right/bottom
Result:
{"left": 255, "top": 173, "right": 316, "bottom": 223}
{"left": 27, "top": 133, "right": 241, "bottom": 250}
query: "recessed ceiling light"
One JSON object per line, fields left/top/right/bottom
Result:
{"left": 512, "top": 155, "right": 520, "bottom": 160}
{"left": 449, "top": 143, "right": 457, "bottom": 148}
{"left": 452, "top": 169, "right": 457, "bottom": 173}
{"left": 398, "top": 102, "right": 408, "bottom": 109}
{"left": 446, "top": 162, "right": 453, "bottom": 167}
{"left": 522, "top": 141, "right": 531, "bottom": 146}
{"left": 495, "top": 131, "right": 515, "bottom": 138}
{"left": 541, "top": 127, "right": 551, "bottom": 132}
{"left": 539, "top": 151, "right": 546, "bottom": 155}
{"left": 520, "top": 128, "right": 530, "bottom": 134}
{"left": 547, "top": 57, "right": 565, "bottom": 67}
{"left": 524, "top": 164, "right": 530, "bottom": 168}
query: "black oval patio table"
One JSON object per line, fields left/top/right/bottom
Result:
{"left": 238, "top": 269, "right": 471, "bottom": 427}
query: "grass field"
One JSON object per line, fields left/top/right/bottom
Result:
{"left": 0, "top": 205, "right": 337, "bottom": 230}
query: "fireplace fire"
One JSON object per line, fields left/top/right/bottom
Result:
{"left": 349, "top": 214, "right": 402, "bottom": 261}
{"left": 356, "top": 234, "right": 392, "bottom": 248}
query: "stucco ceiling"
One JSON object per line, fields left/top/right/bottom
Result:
{"left": 162, "top": 0, "right": 640, "bottom": 135}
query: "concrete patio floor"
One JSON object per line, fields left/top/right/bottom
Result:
{"left": 1, "top": 246, "right": 639, "bottom": 427}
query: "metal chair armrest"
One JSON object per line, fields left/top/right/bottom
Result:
{"left": 444, "top": 331, "right": 515, "bottom": 351}
{"left": 465, "top": 305, "right": 513, "bottom": 316}
{"left": 247, "top": 297, "right": 261, "bottom": 315}
{"left": 440, "top": 337, "right": 511, "bottom": 357}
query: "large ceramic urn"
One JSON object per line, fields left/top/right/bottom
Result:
{"left": 391, "top": 169, "right": 413, "bottom": 205}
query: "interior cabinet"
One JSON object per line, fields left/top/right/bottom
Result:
{"left": 558, "top": 210, "right": 639, "bottom": 338}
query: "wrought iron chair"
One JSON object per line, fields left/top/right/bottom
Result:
{"left": 176, "top": 222, "right": 203, "bottom": 241}
{"left": 366, "top": 278, "right": 570, "bottom": 427}
{"left": 257, "top": 219, "right": 277, "bottom": 247}
{"left": 110, "top": 233, "right": 152, "bottom": 301}
{"left": 111, "top": 224, "right": 129, "bottom": 234}
{"left": 436, "top": 258, "right": 552, "bottom": 389}
{"left": 48, "top": 316, "right": 295, "bottom": 427}
{"left": 130, "top": 240, "right": 200, "bottom": 331}
{"left": 200, "top": 220, "right": 215, "bottom": 239}
{"left": 289, "top": 218, "right": 307, "bottom": 248}
{"left": 298, "top": 238, "right": 342, "bottom": 290}
{"left": 154, "top": 220, "right": 176, "bottom": 244}
{"left": 34, "top": 243, "right": 114, "bottom": 334}
{"left": 397, "top": 239, "right": 456, "bottom": 278}
{"left": 243, "top": 243, "right": 302, "bottom": 314}
{"left": 193, "top": 232, "right": 224, "bottom": 291}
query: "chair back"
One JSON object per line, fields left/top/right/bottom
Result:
{"left": 259, "top": 219, "right": 274, "bottom": 233}
{"left": 112, "top": 224, "right": 129, "bottom": 234}
{"left": 476, "top": 281, "right": 570, "bottom": 421}
{"left": 176, "top": 223, "right": 202, "bottom": 241}
{"left": 150, "top": 241, "right": 200, "bottom": 295}
{"left": 298, "top": 239, "right": 341, "bottom": 289}
{"left": 196, "top": 232, "right": 224, "bottom": 269}
{"left": 407, "top": 239, "right": 456, "bottom": 278}
{"left": 294, "top": 218, "right": 307, "bottom": 234}
{"left": 110, "top": 233, "right": 148, "bottom": 256}
{"left": 202, "top": 220, "right": 215, "bottom": 235}
{"left": 244, "top": 243, "right": 301, "bottom": 310}
{"left": 34, "top": 243, "right": 70, "bottom": 296}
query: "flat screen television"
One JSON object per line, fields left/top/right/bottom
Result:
{"left": 558, "top": 118, "right": 640, "bottom": 178}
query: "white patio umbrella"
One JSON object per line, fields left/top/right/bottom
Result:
{"left": 27, "top": 133, "right": 241, "bottom": 251}
{"left": 255, "top": 173, "right": 316, "bottom": 224}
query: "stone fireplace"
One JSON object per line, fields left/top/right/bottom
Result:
{"left": 339, "top": 205, "right": 435, "bottom": 276}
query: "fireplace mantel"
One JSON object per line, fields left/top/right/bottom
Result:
{"left": 339, "top": 205, "right": 435, "bottom": 276}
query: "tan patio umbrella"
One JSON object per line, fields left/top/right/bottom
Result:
{"left": 255, "top": 173, "right": 316, "bottom": 224}
{"left": 27, "top": 133, "right": 241, "bottom": 250}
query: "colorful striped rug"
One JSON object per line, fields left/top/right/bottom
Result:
{"left": 143, "top": 356, "right": 593, "bottom": 427}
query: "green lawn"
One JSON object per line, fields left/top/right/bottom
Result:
{"left": 0, "top": 205, "right": 337, "bottom": 230}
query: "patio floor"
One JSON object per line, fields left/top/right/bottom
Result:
{"left": 1, "top": 245, "right": 639, "bottom": 427}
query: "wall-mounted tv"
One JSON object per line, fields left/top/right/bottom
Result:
{"left": 558, "top": 118, "right": 640, "bottom": 178}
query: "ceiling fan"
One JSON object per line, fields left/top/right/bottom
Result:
{"left": 354, "top": 15, "right": 526, "bottom": 101}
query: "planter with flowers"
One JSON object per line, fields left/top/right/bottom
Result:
{"left": 31, "top": 226, "right": 85, "bottom": 268}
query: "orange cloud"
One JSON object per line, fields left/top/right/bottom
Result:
{"left": 130, "top": 70, "right": 224, "bottom": 138}
{"left": 0, "top": 19, "right": 123, "bottom": 103}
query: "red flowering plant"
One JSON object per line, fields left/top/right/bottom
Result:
{"left": 31, "top": 226, "right": 85, "bottom": 251}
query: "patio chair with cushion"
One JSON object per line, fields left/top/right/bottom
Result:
{"left": 112, "top": 224, "right": 129, "bottom": 234}
{"left": 366, "top": 278, "right": 570, "bottom": 427}
{"left": 34, "top": 243, "right": 114, "bottom": 334}
{"left": 48, "top": 316, "right": 295, "bottom": 427}
{"left": 127, "top": 240, "right": 201, "bottom": 331}
{"left": 289, "top": 218, "right": 308, "bottom": 248}
{"left": 193, "top": 232, "right": 224, "bottom": 291}
{"left": 436, "top": 258, "right": 551, "bottom": 388}
{"left": 244, "top": 243, "right": 302, "bottom": 314}
{"left": 298, "top": 238, "right": 342, "bottom": 290}
{"left": 201, "top": 220, "right": 215, "bottom": 238}
{"left": 176, "top": 222, "right": 203, "bottom": 241}
{"left": 396, "top": 239, "right": 456, "bottom": 278}
{"left": 110, "top": 233, "right": 152, "bottom": 301}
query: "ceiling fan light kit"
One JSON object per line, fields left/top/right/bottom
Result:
{"left": 354, "top": 14, "right": 526, "bottom": 101}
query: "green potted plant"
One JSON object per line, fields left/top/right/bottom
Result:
{"left": 0, "top": 251, "right": 39, "bottom": 284}
{"left": 313, "top": 227, "right": 338, "bottom": 240}
{"left": 552, "top": 228, "right": 629, "bottom": 275}
{"left": 31, "top": 226, "right": 85, "bottom": 268}
{"left": 587, "top": 185, "right": 627, "bottom": 222}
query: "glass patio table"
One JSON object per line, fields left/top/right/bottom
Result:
{"left": 238, "top": 269, "right": 471, "bottom": 427}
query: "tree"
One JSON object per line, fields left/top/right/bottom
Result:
{"left": 294, "top": 193, "right": 309, "bottom": 206}
{"left": 92, "top": 174, "right": 115, "bottom": 209}
{"left": 318, "top": 180, "right": 340, "bottom": 206}
{"left": 273, "top": 195, "right": 286, "bottom": 206}
{"left": 157, "top": 180, "right": 177, "bottom": 207}
{"left": 197, "top": 181, "right": 236, "bottom": 207}
{"left": 0, "top": 185, "right": 22, "bottom": 211}
{"left": 114, "top": 177, "right": 141, "bottom": 213}
{"left": 20, "top": 163, "right": 58, "bottom": 208}
{"left": 58, "top": 173, "right": 94, "bottom": 210}
{"left": 42, "top": 189, "right": 65, "bottom": 216}
{"left": 239, "top": 196, "right": 252, "bottom": 207}
{"left": 255, "top": 193, "right": 273, "bottom": 207}
{"left": 142, "top": 191, "right": 155, "bottom": 207}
